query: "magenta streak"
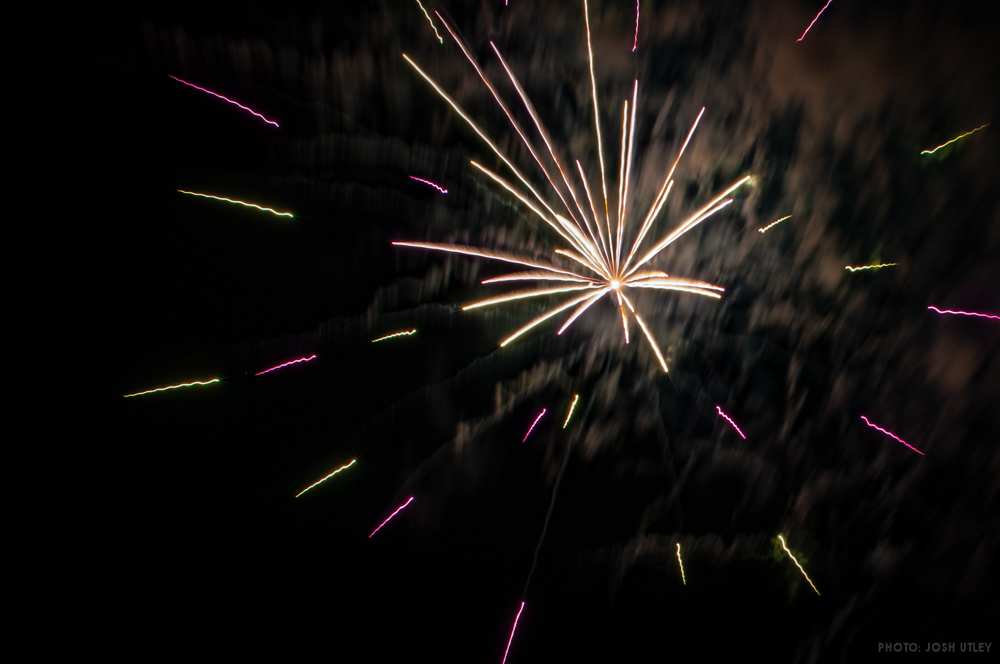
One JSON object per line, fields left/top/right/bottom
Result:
{"left": 716, "top": 405, "right": 747, "bottom": 440}
{"left": 255, "top": 354, "right": 317, "bottom": 376}
{"left": 860, "top": 416, "right": 925, "bottom": 456}
{"left": 408, "top": 175, "right": 448, "bottom": 194}
{"left": 169, "top": 75, "right": 279, "bottom": 127}
{"left": 522, "top": 408, "right": 547, "bottom": 443}
{"left": 632, "top": 1, "right": 640, "bottom": 52}
{"left": 368, "top": 496, "right": 415, "bottom": 538}
{"left": 500, "top": 601, "right": 526, "bottom": 664}
{"left": 928, "top": 306, "right": 999, "bottom": 321}
{"left": 796, "top": 0, "right": 833, "bottom": 42}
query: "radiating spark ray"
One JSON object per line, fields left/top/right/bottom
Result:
{"left": 255, "top": 354, "right": 318, "bottom": 376}
{"left": 464, "top": 285, "right": 597, "bottom": 311}
{"left": 927, "top": 306, "right": 1000, "bottom": 321}
{"left": 554, "top": 249, "right": 609, "bottom": 279}
{"left": 563, "top": 394, "right": 580, "bottom": 428}
{"left": 369, "top": 496, "right": 415, "bottom": 538}
{"left": 583, "top": 0, "right": 610, "bottom": 226}
{"left": 619, "top": 301, "right": 630, "bottom": 344}
{"left": 920, "top": 123, "right": 988, "bottom": 155}
{"left": 628, "top": 283, "right": 723, "bottom": 299}
{"left": 500, "top": 601, "right": 526, "bottom": 664}
{"left": 777, "top": 534, "right": 821, "bottom": 596}
{"left": 408, "top": 175, "right": 447, "bottom": 194}
{"left": 500, "top": 290, "right": 606, "bottom": 347}
{"left": 123, "top": 378, "right": 220, "bottom": 398}
{"left": 622, "top": 80, "right": 639, "bottom": 261}
{"left": 522, "top": 408, "right": 548, "bottom": 443}
{"left": 415, "top": 0, "right": 444, "bottom": 44}
{"left": 860, "top": 415, "right": 926, "bottom": 456}
{"left": 631, "top": 308, "right": 669, "bottom": 373}
{"left": 796, "top": 0, "right": 833, "bottom": 43}
{"left": 371, "top": 329, "right": 418, "bottom": 343}
{"left": 758, "top": 215, "right": 792, "bottom": 233}
{"left": 616, "top": 100, "right": 629, "bottom": 272}
{"left": 625, "top": 180, "right": 673, "bottom": 269}
{"left": 716, "top": 405, "right": 747, "bottom": 440}
{"left": 177, "top": 190, "right": 293, "bottom": 218}
{"left": 169, "top": 75, "right": 279, "bottom": 127}
{"left": 576, "top": 159, "right": 611, "bottom": 261}
{"left": 675, "top": 542, "right": 686, "bottom": 585}
{"left": 294, "top": 458, "right": 357, "bottom": 498}
{"left": 632, "top": 1, "right": 640, "bottom": 53}
{"left": 557, "top": 288, "right": 610, "bottom": 335}
{"left": 483, "top": 271, "right": 596, "bottom": 285}
{"left": 393, "top": 242, "right": 588, "bottom": 279}
{"left": 844, "top": 263, "right": 897, "bottom": 272}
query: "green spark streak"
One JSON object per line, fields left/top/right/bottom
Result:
{"left": 123, "top": 378, "right": 220, "bottom": 398}
{"left": 177, "top": 189, "right": 294, "bottom": 218}
{"left": 371, "top": 329, "right": 418, "bottom": 343}
{"left": 920, "top": 123, "right": 988, "bottom": 155}
{"left": 844, "top": 262, "right": 897, "bottom": 272}
{"left": 295, "top": 458, "right": 358, "bottom": 498}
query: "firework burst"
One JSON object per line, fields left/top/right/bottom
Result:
{"left": 395, "top": 0, "right": 751, "bottom": 374}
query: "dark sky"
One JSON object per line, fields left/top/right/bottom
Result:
{"left": 105, "top": 1, "right": 998, "bottom": 661}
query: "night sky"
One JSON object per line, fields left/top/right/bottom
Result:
{"left": 106, "top": 1, "right": 998, "bottom": 661}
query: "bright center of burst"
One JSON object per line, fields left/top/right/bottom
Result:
{"left": 610, "top": 279, "right": 621, "bottom": 290}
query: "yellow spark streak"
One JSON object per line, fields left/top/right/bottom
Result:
{"left": 402, "top": 54, "right": 564, "bottom": 230}
{"left": 627, "top": 174, "right": 751, "bottom": 277}
{"left": 501, "top": 289, "right": 605, "bottom": 347}
{"left": 844, "top": 263, "right": 898, "bottom": 272}
{"left": 176, "top": 190, "right": 294, "bottom": 218}
{"left": 583, "top": 0, "right": 610, "bottom": 227}
{"left": 295, "top": 458, "right": 358, "bottom": 498}
{"left": 371, "top": 329, "right": 418, "bottom": 343}
{"left": 463, "top": 284, "right": 597, "bottom": 311}
{"left": 392, "top": 241, "right": 588, "bottom": 279}
{"left": 415, "top": 0, "right": 443, "bottom": 44}
{"left": 123, "top": 378, "right": 220, "bottom": 398}
{"left": 483, "top": 271, "right": 595, "bottom": 285}
{"left": 562, "top": 394, "right": 580, "bottom": 428}
{"left": 920, "top": 123, "right": 988, "bottom": 155}
{"left": 777, "top": 534, "right": 820, "bottom": 596}
{"left": 632, "top": 309, "right": 669, "bottom": 373}
{"left": 758, "top": 215, "right": 792, "bottom": 233}
{"left": 556, "top": 287, "right": 610, "bottom": 335}
{"left": 676, "top": 542, "right": 687, "bottom": 585}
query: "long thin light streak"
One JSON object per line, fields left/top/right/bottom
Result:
{"left": 796, "top": 0, "right": 833, "bottom": 43}
{"left": 409, "top": 175, "right": 448, "bottom": 194}
{"left": 169, "top": 75, "right": 279, "bottom": 127}
{"left": 675, "top": 542, "right": 687, "bottom": 585}
{"left": 255, "top": 354, "right": 318, "bottom": 376}
{"left": 632, "top": 1, "right": 640, "bottom": 53}
{"left": 583, "top": 0, "right": 610, "bottom": 225}
{"left": 483, "top": 271, "right": 595, "bottom": 285}
{"left": 758, "top": 215, "right": 792, "bottom": 233}
{"left": 500, "top": 290, "right": 604, "bottom": 347}
{"left": 294, "top": 458, "right": 358, "bottom": 498}
{"left": 522, "top": 408, "right": 548, "bottom": 443}
{"left": 371, "top": 329, "right": 418, "bottom": 343}
{"left": 920, "top": 123, "right": 988, "bottom": 155}
{"left": 716, "top": 405, "right": 747, "bottom": 439}
{"left": 860, "top": 415, "right": 926, "bottom": 456}
{"left": 415, "top": 0, "right": 444, "bottom": 44}
{"left": 562, "top": 394, "right": 580, "bottom": 428}
{"left": 393, "top": 242, "right": 588, "bottom": 279}
{"left": 369, "top": 496, "right": 415, "bottom": 538}
{"left": 927, "top": 306, "right": 1000, "bottom": 321}
{"left": 557, "top": 287, "right": 611, "bottom": 335}
{"left": 464, "top": 285, "right": 597, "bottom": 311}
{"left": 123, "top": 378, "right": 220, "bottom": 398}
{"left": 632, "top": 310, "right": 669, "bottom": 373}
{"left": 777, "top": 534, "right": 821, "bottom": 596}
{"left": 177, "top": 189, "right": 294, "bottom": 218}
{"left": 500, "top": 601, "right": 526, "bottom": 664}
{"left": 621, "top": 80, "right": 639, "bottom": 262}
{"left": 844, "top": 263, "right": 897, "bottom": 272}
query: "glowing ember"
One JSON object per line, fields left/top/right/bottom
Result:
{"left": 500, "top": 601, "right": 526, "bottom": 664}
{"left": 522, "top": 408, "right": 548, "bottom": 443}
{"left": 860, "top": 415, "right": 926, "bottom": 456}
{"left": 777, "top": 534, "right": 821, "bottom": 596}
{"left": 123, "top": 378, "right": 220, "bottom": 398}
{"left": 295, "top": 458, "right": 357, "bottom": 498}
{"left": 169, "top": 75, "right": 279, "bottom": 127}
{"left": 716, "top": 405, "right": 747, "bottom": 440}
{"left": 796, "top": 0, "right": 833, "bottom": 43}
{"left": 562, "top": 394, "right": 580, "bottom": 428}
{"left": 371, "top": 329, "right": 418, "bottom": 343}
{"left": 920, "top": 123, "right": 989, "bottom": 155}
{"left": 177, "top": 190, "right": 294, "bottom": 218}
{"left": 758, "top": 215, "right": 791, "bottom": 234}
{"left": 255, "top": 354, "right": 318, "bottom": 376}
{"left": 408, "top": 175, "right": 448, "bottom": 194}
{"left": 369, "top": 496, "right": 415, "bottom": 538}
{"left": 927, "top": 306, "right": 999, "bottom": 321}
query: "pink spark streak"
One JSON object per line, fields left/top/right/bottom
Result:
{"left": 716, "top": 405, "right": 747, "bottom": 440}
{"left": 522, "top": 408, "right": 547, "bottom": 443}
{"left": 632, "top": 1, "right": 640, "bottom": 53}
{"left": 408, "top": 175, "right": 448, "bottom": 194}
{"left": 860, "top": 416, "right": 925, "bottom": 456}
{"left": 500, "top": 601, "right": 526, "bottom": 664}
{"left": 928, "top": 306, "right": 999, "bottom": 321}
{"left": 255, "top": 354, "right": 317, "bottom": 376}
{"left": 369, "top": 496, "right": 415, "bottom": 538}
{"left": 796, "top": 1, "right": 833, "bottom": 42}
{"left": 169, "top": 75, "right": 279, "bottom": 127}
